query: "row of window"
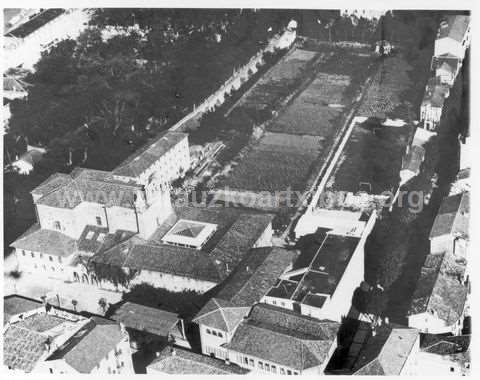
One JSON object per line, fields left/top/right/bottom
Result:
{"left": 241, "top": 356, "right": 298, "bottom": 375}
{"left": 21, "top": 250, "right": 62, "bottom": 263}
{"left": 206, "top": 328, "right": 224, "bottom": 338}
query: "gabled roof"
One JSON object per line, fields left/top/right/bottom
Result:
{"left": 193, "top": 298, "right": 249, "bottom": 332}
{"left": 148, "top": 347, "right": 249, "bottom": 374}
{"left": 31, "top": 167, "right": 143, "bottom": 209}
{"left": 430, "top": 192, "right": 469, "bottom": 239}
{"left": 353, "top": 324, "right": 419, "bottom": 375}
{"left": 421, "top": 334, "right": 470, "bottom": 356}
{"left": 408, "top": 253, "right": 468, "bottom": 325}
{"left": 4, "top": 295, "right": 42, "bottom": 324}
{"left": 10, "top": 225, "right": 77, "bottom": 257}
{"left": 46, "top": 317, "right": 125, "bottom": 373}
{"left": 193, "top": 246, "right": 297, "bottom": 331}
{"left": 437, "top": 15, "right": 470, "bottom": 43}
{"left": 3, "top": 75, "right": 30, "bottom": 93}
{"left": 112, "top": 131, "right": 187, "bottom": 178}
{"left": 224, "top": 304, "right": 339, "bottom": 371}
{"left": 111, "top": 302, "right": 179, "bottom": 336}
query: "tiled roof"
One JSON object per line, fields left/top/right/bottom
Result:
{"left": 112, "top": 302, "right": 178, "bottom": 336}
{"left": 3, "top": 75, "right": 30, "bottom": 92}
{"left": 408, "top": 253, "right": 468, "bottom": 325}
{"left": 209, "top": 213, "right": 274, "bottom": 280}
{"left": 430, "top": 192, "right": 469, "bottom": 239}
{"left": 3, "top": 324, "right": 49, "bottom": 372}
{"left": 112, "top": 131, "right": 187, "bottom": 178}
{"left": 193, "top": 246, "right": 297, "bottom": 331}
{"left": 32, "top": 167, "right": 143, "bottom": 209}
{"left": 437, "top": 15, "right": 470, "bottom": 42}
{"left": 46, "top": 317, "right": 125, "bottom": 373}
{"left": 91, "top": 209, "right": 273, "bottom": 284}
{"left": 421, "top": 334, "right": 470, "bottom": 355}
{"left": 224, "top": 304, "right": 339, "bottom": 371}
{"left": 353, "top": 324, "right": 419, "bottom": 375}
{"left": 193, "top": 298, "right": 249, "bottom": 332}
{"left": 7, "top": 9, "right": 65, "bottom": 38}
{"left": 10, "top": 225, "right": 77, "bottom": 257}
{"left": 4, "top": 295, "right": 42, "bottom": 324}
{"left": 148, "top": 347, "right": 249, "bottom": 374}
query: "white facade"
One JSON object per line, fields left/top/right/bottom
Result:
{"left": 131, "top": 270, "right": 217, "bottom": 293}
{"left": 200, "top": 324, "right": 235, "bottom": 360}
{"left": 4, "top": 9, "right": 92, "bottom": 70}
{"left": 416, "top": 351, "right": 470, "bottom": 376}
{"left": 420, "top": 102, "right": 443, "bottom": 131}
{"left": 14, "top": 247, "right": 75, "bottom": 280}
{"left": 408, "top": 311, "right": 464, "bottom": 335}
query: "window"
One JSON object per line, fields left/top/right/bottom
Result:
{"left": 450, "top": 367, "right": 455, "bottom": 372}
{"left": 34, "top": 264, "right": 38, "bottom": 269}
{"left": 49, "top": 256, "right": 53, "bottom": 262}
{"left": 22, "top": 250, "right": 26, "bottom": 256}
{"left": 287, "top": 370, "right": 292, "bottom": 375}
{"left": 265, "top": 363, "right": 270, "bottom": 372}
{"left": 293, "top": 372, "right": 299, "bottom": 375}
{"left": 54, "top": 221, "right": 61, "bottom": 230}
{"left": 96, "top": 216, "right": 102, "bottom": 226}
{"left": 40, "top": 253, "right": 43, "bottom": 258}
{"left": 107, "top": 367, "right": 111, "bottom": 374}
{"left": 51, "top": 267, "right": 55, "bottom": 271}
{"left": 249, "top": 359, "right": 254, "bottom": 367}
{"left": 281, "top": 302, "right": 285, "bottom": 307}
{"left": 31, "top": 252, "right": 35, "bottom": 258}
{"left": 258, "top": 362, "right": 264, "bottom": 370}
{"left": 218, "top": 332, "right": 223, "bottom": 338}
{"left": 280, "top": 368, "right": 285, "bottom": 375}
{"left": 58, "top": 257, "right": 62, "bottom": 263}
{"left": 244, "top": 357, "right": 249, "bottom": 365}
{"left": 273, "top": 300, "right": 277, "bottom": 305}
{"left": 206, "top": 328, "right": 211, "bottom": 334}
{"left": 49, "top": 368, "right": 53, "bottom": 374}
{"left": 271, "top": 365, "right": 277, "bottom": 374}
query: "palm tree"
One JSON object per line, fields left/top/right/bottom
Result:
{"left": 71, "top": 299, "right": 78, "bottom": 312}
{"left": 98, "top": 297, "right": 108, "bottom": 314}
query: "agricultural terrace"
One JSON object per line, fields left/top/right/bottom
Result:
{"left": 217, "top": 46, "right": 376, "bottom": 195}
{"left": 357, "top": 53, "right": 415, "bottom": 119}
{"left": 236, "top": 48, "right": 321, "bottom": 111}
{"left": 324, "top": 120, "right": 413, "bottom": 196}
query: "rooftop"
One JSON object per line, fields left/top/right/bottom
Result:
{"left": 422, "top": 78, "right": 450, "bottom": 108}
{"left": 10, "top": 224, "right": 77, "bottom": 257}
{"left": 112, "top": 131, "right": 187, "bottom": 178}
{"left": 111, "top": 302, "right": 179, "bottom": 336}
{"left": 193, "top": 246, "right": 297, "bottom": 331}
{"left": 161, "top": 219, "right": 218, "bottom": 249}
{"left": 4, "top": 295, "right": 42, "bottom": 325}
{"left": 46, "top": 317, "right": 125, "bottom": 373}
{"left": 352, "top": 324, "right": 419, "bottom": 375}
{"left": 148, "top": 347, "right": 249, "bottom": 374}
{"left": 91, "top": 208, "right": 274, "bottom": 283}
{"left": 7, "top": 9, "right": 65, "bottom": 39}
{"left": 430, "top": 192, "right": 469, "bottom": 239}
{"left": 224, "top": 303, "right": 339, "bottom": 371}
{"left": 31, "top": 167, "right": 143, "bottom": 210}
{"left": 408, "top": 253, "right": 468, "bottom": 326}
{"left": 437, "top": 15, "right": 470, "bottom": 43}
{"left": 266, "top": 233, "right": 360, "bottom": 306}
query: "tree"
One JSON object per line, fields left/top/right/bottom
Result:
{"left": 71, "top": 299, "right": 78, "bottom": 312}
{"left": 98, "top": 297, "right": 108, "bottom": 313}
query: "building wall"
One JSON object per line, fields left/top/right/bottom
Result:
{"left": 420, "top": 104, "right": 442, "bottom": 130}
{"left": 136, "top": 192, "right": 173, "bottom": 239}
{"left": 199, "top": 324, "right": 232, "bottom": 360}
{"left": 436, "top": 66, "right": 456, "bottom": 86}
{"left": 434, "top": 37, "right": 468, "bottom": 60}
{"left": 15, "top": 247, "right": 75, "bottom": 280}
{"left": 4, "top": 9, "right": 91, "bottom": 70}
{"left": 408, "top": 312, "right": 462, "bottom": 335}
{"left": 132, "top": 270, "right": 217, "bottom": 293}
{"left": 430, "top": 234, "right": 454, "bottom": 254}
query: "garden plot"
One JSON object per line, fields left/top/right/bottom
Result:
{"left": 268, "top": 73, "right": 351, "bottom": 136}
{"left": 358, "top": 54, "right": 414, "bottom": 119}
{"left": 220, "top": 132, "right": 321, "bottom": 192}
{"left": 239, "top": 48, "right": 320, "bottom": 110}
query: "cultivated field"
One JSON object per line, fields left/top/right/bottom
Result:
{"left": 268, "top": 73, "right": 351, "bottom": 136}
{"left": 238, "top": 48, "right": 320, "bottom": 110}
{"left": 357, "top": 54, "right": 414, "bottom": 119}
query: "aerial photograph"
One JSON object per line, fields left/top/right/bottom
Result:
{"left": 2, "top": 4, "right": 472, "bottom": 376}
